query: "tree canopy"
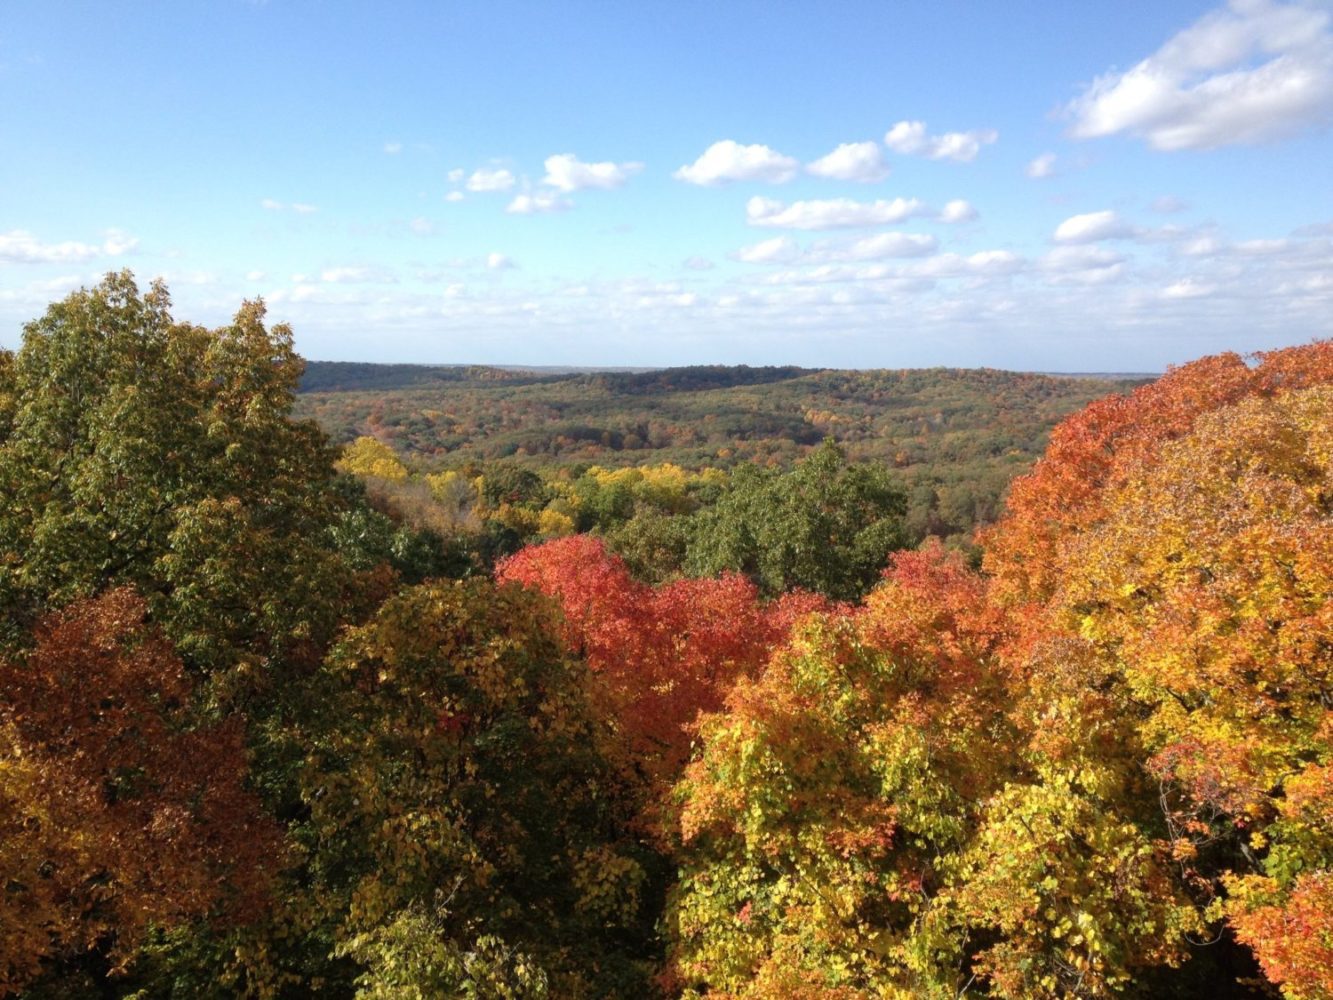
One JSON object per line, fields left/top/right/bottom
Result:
{"left": 2, "top": 276, "right": 1330, "bottom": 999}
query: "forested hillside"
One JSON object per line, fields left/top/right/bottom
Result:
{"left": 2, "top": 274, "right": 1331, "bottom": 999}
{"left": 296, "top": 361, "right": 1146, "bottom": 554}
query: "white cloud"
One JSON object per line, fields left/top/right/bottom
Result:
{"left": 245, "top": 269, "right": 266, "bottom": 282}
{"left": 1053, "top": 209, "right": 1136, "bottom": 243}
{"left": 291, "top": 203, "right": 318, "bottom": 214}
{"left": 884, "top": 120, "right": 999, "bottom": 161}
{"left": 466, "top": 167, "right": 517, "bottom": 192}
{"left": 1027, "top": 152, "right": 1058, "bottom": 178}
{"left": 409, "top": 217, "right": 435, "bottom": 235}
{"left": 734, "top": 235, "right": 802, "bottom": 264}
{"left": 1162, "top": 278, "right": 1217, "bottom": 298}
{"left": 823, "top": 232, "right": 938, "bottom": 261}
{"left": 1068, "top": 0, "right": 1333, "bottom": 150}
{"left": 1041, "top": 245, "right": 1128, "bottom": 283}
{"left": 939, "top": 199, "right": 978, "bottom": 223}
{"left": 914, "top": 250, "right": 1026, "bottom": 278}
{"left": 683, "top": 255, "right": 715, "bottom": 270}
{"left": 261, "top": 198, "right": 284, "bottom": 211}
{"left": 320, "top": 266, "right": 397, "bottom": 284}
{"left": 505, "top": 191, "right": 572, "bottom": 215}
{"left": 542, "top": 153, "right": 643, "bottom": 192}
{"left": 444, "top": 191, "right": 465, "bottom": 203}
{"left": 746, "top": 195, "right": 928, "bottom": 229}
{"left": 673, "top": 140, "right": 800, "bottom": 185}
{"left": 0, "top": 229, "right": 138, "bottom": 263}
{"left": 806, "top": 141, "right": 889, "bottom": 182}
{"left": 487, "top": 252, "right": 515, "bottom": 270}
{"left": 447, "top": 168, "right": 465, "bottom": 183}
{"left": 101, "top": 229, "right": 139, "bottom": 255}
{"left": 384, "top": 141, "right": 403, "bottom": 154}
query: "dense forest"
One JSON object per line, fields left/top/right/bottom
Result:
{"left": 2, "top": 273, "right": 1331, "bottom": 999}
{"left": 296, "top": 360, "right": 1145, "bottom": 559}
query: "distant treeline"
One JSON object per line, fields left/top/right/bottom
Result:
{"left": 296, "top": 361, "right": 1149, "bottom": 551}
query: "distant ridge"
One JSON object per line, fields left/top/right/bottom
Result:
{"left": 299, "top": 360, "right": 1157, "bottom": 395}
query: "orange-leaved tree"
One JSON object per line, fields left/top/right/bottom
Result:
{"left": 1053, "top": 384, "right": 1333, "bottom": 997}
{"left": 666, "top": 545, "right": 1009, "bottom": 998}
{"left": 496, "top": 535, "right": 834, "bottom": 806}
{"left": 979, "top": 342, "right": 1333, "bottom": 998}
{"left": 0, "top": 589, "right": 282, "bottom": 993}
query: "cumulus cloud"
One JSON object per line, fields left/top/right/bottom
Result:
{"left": 1027, "top": 152, "right": 1058, "bottom": 178}
{"left": 1067, "top": 0, "right": 1333, "bottom": 150}
{"left": 734, "top": 235, "right": 803, "bottom": 264}
{"left": 1053, "top": 210, "right": 1137, "bottom": 243}
{"left": 384, "top": 141, "right": 403, "bottom": 154}
{"left": 444, "top": 191, "right": 465, "bottom": 203}
{"left": 674, "top": 140, "right": 800, "bottom": 185}
{"left": 542, "top": 153, "right": 643, "bottom": 192}
{"left": 746, "top": 195, "right": 928, "bottom": 229}
{"left": 466, "top": 167, "right": 517, "bottom": 192}
{"left": 884, "top": 120, "right": 999, "bottom": 161}
{"left": 806, "top": 141, "right": 890, "bottom": 182}
{"left": 487, "top": 252, "right": 515, "bottom": 270}
{"left": 939, "top": 199, "right": 978, "bottom": 223}
{"left": 820, "top": 232, "right": 938, "bottom": 261}
{"left": 0, "top": 229, "right": 138, "bottom": 263}
{"left": 291, "top": 203, "right": 318, "bottom": 215}
{"left": 505, "top": 191, "right": 572, "bottom": 215}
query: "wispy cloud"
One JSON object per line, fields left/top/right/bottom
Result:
{"left": 506, "top": 191, "right": 572, "bottom": 215}
{"left": 733, "top": 235, "right": 802, "bottom": 264}
{"left": 0, "top": 229, "right": 139, "bottom": 263}
{"left": 746, "top": 195, "right": 929, "bottom": 229}
{"left": 1026, "top": 152, "right": 1058, "bottom": 179}
{"left": 261, "top": 199, "right": 318, "bottom": 214}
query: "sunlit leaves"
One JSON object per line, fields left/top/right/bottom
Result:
{"left": 668, "top": 546, "right": 1005, "bottom": 998}
{"left": 0, "top": 272, "right": 350, "bottom": 686}
{"left": 335, "top": 436, "right": 410, "bottom": 481}
{"left": 497, "top": 535, "right": 835, "bottom": 808}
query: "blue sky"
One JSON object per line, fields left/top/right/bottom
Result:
{"left": 2, "top": 0, "right": 1331, "bottom": 370}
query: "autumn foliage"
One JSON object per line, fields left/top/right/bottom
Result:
{"left": 3, "top": 276, "right": 1332, "bottom": 999}
{"left": 497, "top": 535, "right": 835, "bottom": 799}
{"left": 668, "top": 341, "right": 1333, "bottom": 998}
{"left": 0, "top": 589, "right": 281, "bottom": 993}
